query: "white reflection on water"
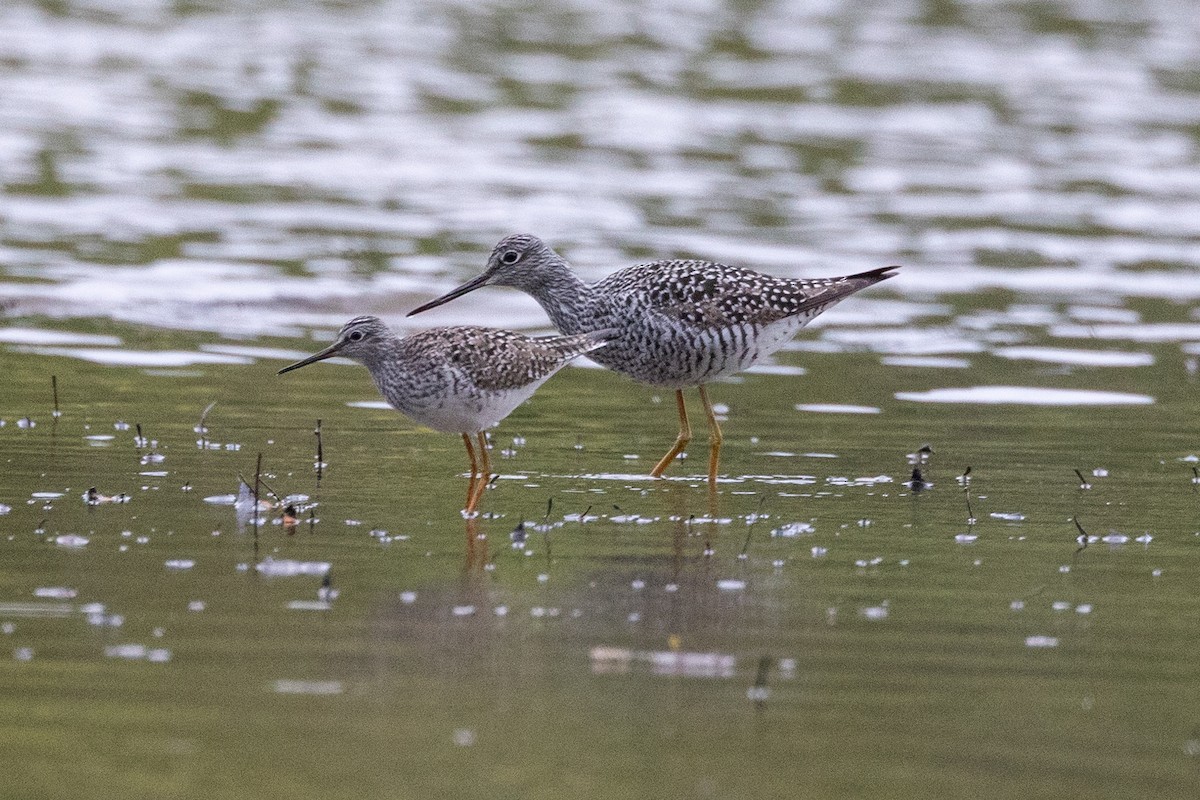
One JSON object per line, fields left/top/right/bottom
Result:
{"left": 794, "top": 403, "right": 881, "bottom": 414}
{"left": 993, "top": 346, "right": 1154, "bottom": 367}
{"left": 590, "top": 645, "right": 737, "bottom": 679}
{"left": 896, "top": 386, "right": 1155, "bottom": 406}
{"left": 2, "top": 1, "right": 1200, "bottom": 338}
{"left": 14, "top": 346, "right": 251, "bottom": 367}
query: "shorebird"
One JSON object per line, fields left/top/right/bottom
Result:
{"left": 408, "top": 235, "right": 898, "bottom": 486}
{"left": 278, "top": 316, "right": 612, "bottom": 514}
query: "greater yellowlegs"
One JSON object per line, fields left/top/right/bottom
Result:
{"left": 408, "top": 235, "right": 898, "bottom": 486}
{"left": 278, "top": 316, "right": 612, "bottom": 514}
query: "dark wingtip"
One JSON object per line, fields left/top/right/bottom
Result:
{"left": 858, "top": 265, "right": 901, "bottom": 282}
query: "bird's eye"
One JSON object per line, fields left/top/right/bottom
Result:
{"left": 347, "top": 330, "right": 365, "bottom": 342}
{"left": 501, "top": 250, "right": 520, "bottom": 265}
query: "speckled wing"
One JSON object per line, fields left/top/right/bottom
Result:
{"left": 429, "top": 326, "right": 608, "bottom": 392}
{"left": 599, "top": 261, "right": 897, "bottom": 328}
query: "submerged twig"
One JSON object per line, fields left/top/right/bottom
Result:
{"left": 51, "top": 375, "right": 61, "bottom": 419}
{"left": 748, "top": 655, "right": 771, "bottom": 709}
{"left": 1074, "top": 469, "right": 1092, "bottom": 490}
{"left": 237, "top": 472, "right": 283, "bottom": 506}
{"left": 197, "top": 401, "right": 216, "bottom": 447}
{"left": 314, "top": 419, "right": 323, "bottom": 480}
{"left": 1073, "top": 516, "right": 1089, "bottom": 554}
{"left": 541, "top": 498, "right": 554, "bottom": 562}
{"left": 253, "top": 453, "right": 263, "bottom": 542}
{"left": 910, "top": 466, "right": 927, "bottom": 492}
{"left": 961, "top": 466, "right": 974, "bottom": 522}
{"left": 740, "top": 497, "right": 767, "bottom": 559}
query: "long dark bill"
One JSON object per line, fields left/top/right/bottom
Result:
{"left": 278, "top": 342, "right": 344, "bottom": 375}
{"left": 405, "top": 272, "right": 491, "bottom": 317}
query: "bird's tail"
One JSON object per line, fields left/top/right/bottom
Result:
{"left": 797, "top": 265, "right": 900, "bottom": 315}
{"left": 847, "top": 265, "right": 901, "bottom": 283}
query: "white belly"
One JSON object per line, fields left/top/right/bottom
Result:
{"left": 395, "top": 384, "right": 543, "bottom": 434}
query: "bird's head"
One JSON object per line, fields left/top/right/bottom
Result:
{"left": 277, "top": 316, "right": 392, "bottom": 374}
{"left": 406, "top": 234, "right": 563, "bottom": 316}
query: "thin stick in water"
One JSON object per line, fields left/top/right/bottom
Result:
{"left": 51, "top": 375, "right": 61, "bottom": 418}
{"left": 740, "top": 496, "right": 767, "bottom": 558}
{"left": 961, "top": 466, "right": 974, "bottom": 522}
{"left": 1073, "top": 516, "right": 1089, "bottom": 553}
{"left": 541, "top": 497, "right": 554, "bottom": 562}
{"left": 253, "top": 453, "right": 263, "bottom": 541}
{"left": 748, "top": 655, "right": 771, "bottom": 709}
{"left": 314, "top": 419, "right": 323, "bottom": 479}
{"left": 197, "top": 401, "right": 216, "bottom": 446}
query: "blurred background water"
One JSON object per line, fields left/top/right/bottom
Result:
{"left": 2, "top": 1, "right": 1200, "bottom": 798}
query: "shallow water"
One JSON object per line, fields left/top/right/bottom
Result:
{"left": 3, "top": 1, "right": 1200, "bottom": 799}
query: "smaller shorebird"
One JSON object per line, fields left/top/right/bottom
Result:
{"left": 278, "top": 316, "right": 611, "bottom": 514}
{"left": 408, "top": 235, "right": 898, "bottom": 487}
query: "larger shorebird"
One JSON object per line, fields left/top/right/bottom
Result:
{"left": 408, "top": 235, "right": 899, "bottom": 487}
{"left": 278, "top": 316, "right": 611, "bottom": 514}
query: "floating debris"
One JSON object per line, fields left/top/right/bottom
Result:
{"left": 254, "top": 558, "right": 330, "bottom": 577}
{"left": 84, "top": 487, "right": 130, "bottom": 505}
{"left": 771, "top": 521, "right": 815, "bottom": 537}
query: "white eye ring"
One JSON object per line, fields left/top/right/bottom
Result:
{"left": 501, "top": 250, "right": 520, "bottom": 265}
{"left": 348, "top": 330, "right": 365, "bottom": 342}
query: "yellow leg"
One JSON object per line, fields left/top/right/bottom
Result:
{"left": 698, "top": 385, "right": 723, "bottom": 488}
{"left": 465, "top": 431, "right": 491, "bottom": 513}
{"left": 463, "top": 433, "right": 480, "bottom": 514}
{"left": 650, "top": 390, "right": 691, "bottom": 478}
{"left": 477, "top": 432, "right": 492, "bottom": 480}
